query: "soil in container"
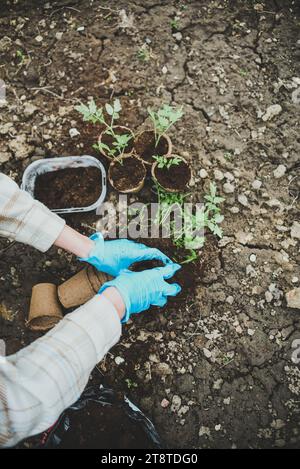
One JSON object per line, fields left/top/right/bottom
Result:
{"left": 134, "top": 130, "right": 170, "bottom": 164}
{"left": 101, "top": 126, "right": 134, "bottom": 156}
{"left": 154, "top": 159, "right": 191, "bottom": 192}
{"left": 34, "top": 167, "right": 102, "bottom": 209}
{"left": 109, "top": 156, "right": 145, "bottom": 192}
{"left": 58, "top": 401, "right": 157, "bottom": 449}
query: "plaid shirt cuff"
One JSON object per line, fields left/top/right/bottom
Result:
{"left": 15, "top": 200, "right": 65, "bottom": 252}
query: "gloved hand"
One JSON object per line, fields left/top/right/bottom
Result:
{"left": 99, "top": 263, "right": 182, "bottom": 323}
{"left": 80, "top": 232, "right": 171, "bottom": 276}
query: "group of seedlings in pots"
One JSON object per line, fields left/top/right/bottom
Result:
{"left": 76, "top": 98, "right": 224, "bottom": 263}
{"left": 75, "top": 98, "right": 189, "bottom": 193}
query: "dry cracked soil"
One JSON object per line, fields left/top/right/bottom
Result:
{"left": 0, "top": 0, "right": 300, "bottom": 449}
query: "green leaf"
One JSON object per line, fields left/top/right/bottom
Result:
{"left": 96, "top": 142, "right": 111, "bottom": 152}
{"left": 105, "top": 103, "right": 114, "bottom": 116}
{"left": 113, "top": 98, "right": 122, "bottom": 113}
{"left": 213, "top": 225, "right": 223, "bottom": 238}
{"left": 214, "top": 214, "right": 224, "bottom": 224}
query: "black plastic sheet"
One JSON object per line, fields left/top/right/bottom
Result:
{"left": 32, "top": 383, "right": 163, "bottom": 449}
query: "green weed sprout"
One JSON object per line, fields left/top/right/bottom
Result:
{"left": 137, "top": 44, "right": 151, "bottom": 62}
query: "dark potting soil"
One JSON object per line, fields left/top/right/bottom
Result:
{"left": 131, "top": 258, "right": 195, "bottom": 304}
{"left": 133, "top": 236, "right": 220, "bottom": 302}
{"left": 110, "top": 157, "right": 145, "bottom": 192}
{"left": 134, "top": 131, "right": 169, "bottom": 163}
{"left": 34, "top": 167, "right": 102, "bottom": 209}
{"left": 59, "top": 401, "right": 155, "bottom": 449}
{"left": 155, "top": 160, "right": 191, "bottom": 192}
{"left": 102, "top": 127, "right": 134, "bottom": 156}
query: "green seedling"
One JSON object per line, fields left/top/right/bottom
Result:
{"left": 125, "top": 378, "right": 138, "bottom": 390}
{"left": 76, "top": 98, "right": 133, "bottom": 159}
{"left": 239, "top": 68, "right": 248, "bottom": 77}
{"left": 94, "top": 132, "right": 132, "bottom": 161}
{"left": 148, "top": 104, "right": 183, "bottom": 147}
{"left": 154, "top": 182, "right": 224, "bottom": 263}
{"left": 181, "top": 249, "right": 198, "bottom": 264}
{"left": 137, "top": 44, "right": 151, "bottom": 62}
{"left": 75, "top": 97, "right": 121, "bottom": 127}
{"left": 153, "top": 155, "right": 181, "bottom": 169}
{"left": 223, "top": 151, "right": 233, "bottom": 161}
{"left": 16, "top": 50, "right": 26, "bottom": 65}
{"left": 171, "top": 18, "right": 180, "bottom": 30}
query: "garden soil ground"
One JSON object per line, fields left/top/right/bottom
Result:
{"left": 0, "top": 0, "right": 300, "bottom": 449}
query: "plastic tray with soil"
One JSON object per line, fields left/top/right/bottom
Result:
{"left": 108, "top": 155, "right": 146, "bottom": 193}
{"left": 134, "top": 130, "right": 172, "bottom": 165}
{"left": 34, "top": 166, "right": 103, "bottom": 210}
{"left": 152, "top": 156, "right": 192, "bottom": 193}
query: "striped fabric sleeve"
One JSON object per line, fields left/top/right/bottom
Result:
{"left": 0, "top": 172, "right": 65, "bottom": 252}
{"left": 0, "top": 295, "right": 121, "bottom": 448}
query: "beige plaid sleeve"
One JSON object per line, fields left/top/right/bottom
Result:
{"left": 0, "top": 172, "right": 65, "bottom": 252}
{"left": 0, "top": 295, "right": 121, "bottom": 447}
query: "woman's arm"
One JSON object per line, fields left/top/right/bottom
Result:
{"left": 0, "top": 173, "right": 125, "bottom": 447}
{"left": 0, "top": 172, "right": 178, "bottom": 448}
{"left": 54, "top": 225, "right": 94, "bottom": 258}
{"left": 0, "top": 172, "right": 97, "bottom": 260}
{"left": 0, "top": 173, "right": 66, "bottom": 253}
{"left": 0, "top": 294, "right": 122, "bottom": 448}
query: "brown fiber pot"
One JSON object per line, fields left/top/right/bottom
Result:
{"left": 151, "top": 156, "right": 192, "bottom": 193}
{"left": 87, "top": 265, "right": 112, "bottom": 293}
{"left": 134, "top": 130, "right": 172, "bottom": 166}
{"left": 98, "top": 126, "right": 134, "bottom": 161}
{"left": 28, "top": 283, "right": 63, "bottom": 331}
{"left": 58, "top": 266, "right": 112, "bottom": 309}
{"left": 108, "top": 154, "right": 146, "bottom": 194}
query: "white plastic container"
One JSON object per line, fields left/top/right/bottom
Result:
{"left": 21, "top": 155, "right": 107, "bottom": 214}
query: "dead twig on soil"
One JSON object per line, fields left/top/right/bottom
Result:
{"left": 49, "top": 6, "right": 81, "bottom": 18}
{"left": 98, "top": 6, "right": 119, "bottom": 13}
{"left": 0, "top": 241, "right": 16, "bottom": 256}
{"left": 30, "top": 86, "right": 74, "bottom": 102}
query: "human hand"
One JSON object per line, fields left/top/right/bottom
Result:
{"left": 99, "top": 263, "right": 181, "bottom": 323}
{"left": 80, "top": 232, "right": 171, "bottom": 276}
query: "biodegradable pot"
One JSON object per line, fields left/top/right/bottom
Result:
{"left": 98, "top": 126, "right": 134, "bottom": 161}
{"left": 87, "top": 265, "right": 112, "bottom": 293}
{"left": 58, "top": 266, "right": 112, "bottom": 309}
{"left": 134, "top": 130, "right": 172, "bottom": 166}
{"left": 151, "top": 156, "right": 192, "bottom": 193}
{"left": 58, "top": 267, "right": 95, "bottom": 309}
{"left": 28, "top": 283, "right": 63, "bottom": 331}
{"left": 108, "top": 154, "right": 146, "bottom": 193}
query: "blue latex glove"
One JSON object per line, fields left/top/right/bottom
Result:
{"left": 99, "top": 263, "right": 182, "bottom": 323}
{"left": 80, "top": 232, "right": 171, "bottom": 276}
